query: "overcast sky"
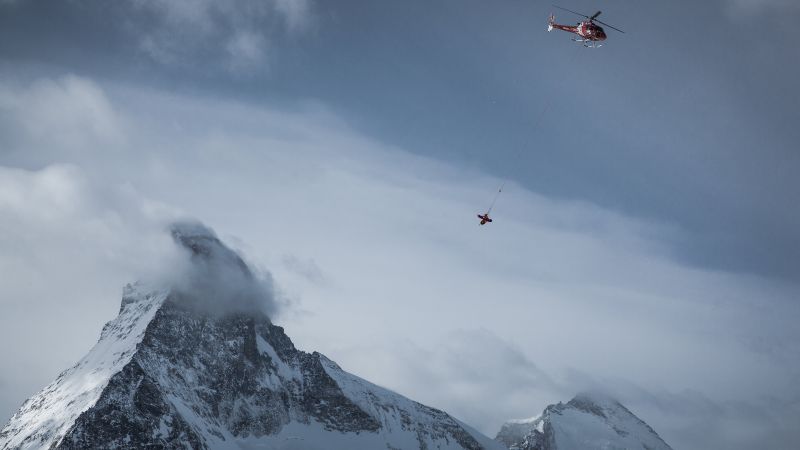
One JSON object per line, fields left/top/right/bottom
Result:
{"left": 1, "top": 1, "right": 799, "bottom": 449}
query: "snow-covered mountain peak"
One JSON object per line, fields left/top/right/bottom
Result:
{"left": 1, "top": 223, "right": 503, "bottom": 450}
{"left": 496, "top": 394, "right": 672, "bottom": 450}
{"left": 565, "top": 392, "right": 624, "bottom": 419}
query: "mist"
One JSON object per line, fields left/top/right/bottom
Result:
{"left": 167, "top": 220, "right": 280, "bottom": 318}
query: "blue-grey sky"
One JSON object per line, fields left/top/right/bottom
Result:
{"left": 0, "top": 1, "right": 799, "bottom": 449}
{"left": 4, "top": 0, "right": 798, "bottom": 279}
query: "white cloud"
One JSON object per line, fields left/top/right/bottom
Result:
{"left": 0, "top": 74, "right": 798, "bottom": 450}
{"left": 0, "top": 164, "right": 180, "bottom": 285}
{"left": 0, "top": 75, "right": 124, "bottom": 152}
{"left": 0, "top": 163, "right": 185, "bottom": 422}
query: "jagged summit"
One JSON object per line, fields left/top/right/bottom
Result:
{"left": 566, "top": 392, "right": 625, "bottom": 418}
{"left": 169, "top": 220, "right": 275, "bottom": 317}
{"left": 170, "top": 221, "right": 250, "bottom": 272}
{"left": 496, "top": 393, "right": 672, "bottom": 450}
{"left": 0, "top": 222, "right": 502, "bottom": 450}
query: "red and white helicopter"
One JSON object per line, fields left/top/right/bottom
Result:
{"left": 547, "top": 6, "right": 624, "bottom": 48}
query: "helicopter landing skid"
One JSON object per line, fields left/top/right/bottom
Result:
{"left": 571, "top": 38, "right": 601, "bottom": 48}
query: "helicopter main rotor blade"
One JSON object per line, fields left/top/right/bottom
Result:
{"left": 594, "top": 19, "right": 625, "bottom": 33}
{"left": 551, "top": 5, "right": 589, "bottom": 19}
{"left": 589, "top": 11, "right": 602, "bottom": 20}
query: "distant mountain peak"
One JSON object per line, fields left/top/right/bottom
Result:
{"left": 565, "top": 391, "right": 622, "bottom": 419}
{"left": 496, "top": 394, "right": 672, "bottom": 450}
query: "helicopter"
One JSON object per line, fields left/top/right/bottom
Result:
{"left": 547, "top": 6, "right": 624, "bottom": 47}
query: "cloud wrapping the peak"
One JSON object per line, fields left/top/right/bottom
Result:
{"left": 169, "top": 220, "right": 281, "bottom": 318}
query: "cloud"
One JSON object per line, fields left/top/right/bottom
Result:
{"left": 0, "top": 164, "right": 180, "bottom": 285}
{"left": 331, "top": 329, "right": 563, "bottom": 436}
{"left": 127, "top": 0, "right": 313, "bottom": 73}
{"left": 169, "top": 220, "right": 282, "bottom": 318}
{"left": 281, "top": 255, "right": 325, "bottom": 285}
{"left": 0, "top": 75, "right": 124, "bottom": 153}
{"left": 0, "top": 73, "right": 798, "bottom": 450}
{"left": 0, "top": 162, "right": 186, "bottom": 420}
{"left": 225, "top": 30, "right": 269, "bottom": 74}
{"left": 560, "top": 371, "right": 800, "bottom": 450}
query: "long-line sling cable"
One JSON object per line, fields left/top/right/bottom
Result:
{"left": 480, "top": 45, "right": 582, "bottom": 220}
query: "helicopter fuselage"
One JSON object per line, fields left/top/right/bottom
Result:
{"left": 551, "top": 20, "right": 607, "bottom": 41}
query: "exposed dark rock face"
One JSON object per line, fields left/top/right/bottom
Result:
{"left": 51, "top": 298, "right": 383, "bottom": 449}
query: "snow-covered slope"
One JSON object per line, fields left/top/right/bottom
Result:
{"left": 496, "top": 393, "right": 672, "bottom": 450}
{"left": 0, "top": 222, "right": 503, "bottom": 450}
